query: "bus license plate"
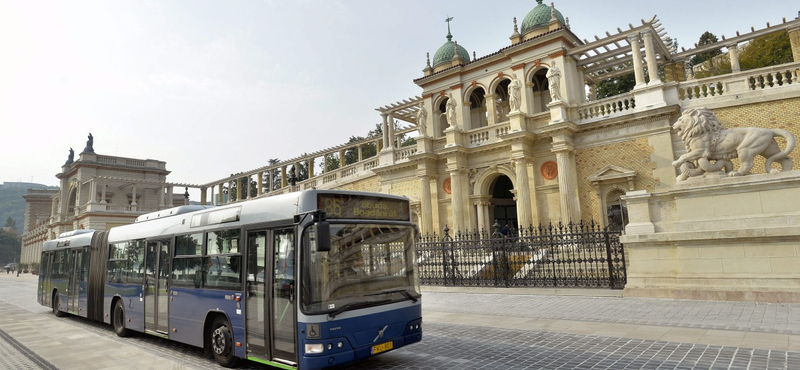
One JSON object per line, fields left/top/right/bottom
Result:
{"left": 371, "top": 341, "right": 393, "bottom": 355}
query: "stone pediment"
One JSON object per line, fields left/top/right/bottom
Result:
{"left": 588, "top": 165, "right": 636, "bottom": 187}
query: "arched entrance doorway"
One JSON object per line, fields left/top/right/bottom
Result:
{"left": 490, "top": 175, "right": 517, "bottom": 231}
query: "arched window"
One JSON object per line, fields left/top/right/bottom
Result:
{"left": 494, "top": 80, "right": 511, "bottom": 123}
{"left": 529, "top": 69, "right": 551, "bottom": 113}
{"left": 468, "top": 87, "right": 487, "bottom": 129}
{"left": 436, "top": 98, "right": 450, "bottom": 137}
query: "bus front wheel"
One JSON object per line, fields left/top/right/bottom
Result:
{"left": 52, "top": 293, "right": 65, "bottom": 317}
{"left": 112, "top": 300, "right": 130, "bottom": 337}
{"left": 210, "top": 316, "right": 239, "bottom": 368}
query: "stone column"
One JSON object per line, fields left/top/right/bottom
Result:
{"left": 281, "top": 166, "right": 287, "bottom": 188}
{"left": 84, "top": 180, "right": 94, "bottom": 206}
{"left": 449, "top": 169, "right": 466, "bottom": 232}
{"left": 200, "top": 186, "right": 207, "bottom": 205}
{"left": 418, "top": 175, "right": 433, "bottom": 234}
{"left": 628, "top": 34, "right": 645, "bottom": 86}
{"left": 167, "top": 186, "right": 174, "bottom": 207}
{"left": 587, "top": 83, "right": 597, "bottom": 101}
{"left": 387, "top": 114, "right": 396, "bottom": 149}
{"left": 159, "top": 185, "right": 165, "bottom": 207}
{"left": 322, "top": 155, "right": 328, "bottom": 173}
{"left": 257, "top": 173, "right": 263, "bottom": 196}
{"left": 339, "top": 150, "right": 346, "bottom": 168}
{"left": 552, "top": 139, "right": 581, "bottom": 223}
{"left": 513, "top": 158, "right": 533, "bottom": 228}
{"left": 358, "top": 146, "right": 363, "bottom": 162}
{"left": 475, "top": 201, "right": 484, "bottom": 233}
{"left": 131, "top": 185, "right": 138, "bottom": 206}
{"left": 789, "top": 26, "right": 800, "bottom": 63}
{"left": 727, "top": 43, "right": 741, "bottom": 73}
{"left": 218, "top": 183, "right": 224, "bottom": 204}
{"left": 381, "top": 113, "right": 389, "bottom": 149}
{"left": 641, "top": 30, "right": 660, "bottom": 84}
{"left": 485, "top": 93, "right": 497, "bottom": 126}
{"left": 100, "top": 179, "right": 107, "bottom": 204}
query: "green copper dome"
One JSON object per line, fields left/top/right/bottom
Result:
{"left": 520, "top": 0, "right": 565, "bottom": 35}
{"left": 432, "top": 37, "right": 471, "bottom": 69}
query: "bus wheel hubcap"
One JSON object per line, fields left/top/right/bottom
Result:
{"left": 212, "top": 328, "right": 227, "bottom": 354}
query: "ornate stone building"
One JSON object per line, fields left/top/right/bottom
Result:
{"left": 195, "top": 2, "right": 800, "bottom": 236}
{"left": 20, "top": 136, "right": 195, "bottom": 265}
{"left": 22, "top": 3, "right": 800, "bottom": 301}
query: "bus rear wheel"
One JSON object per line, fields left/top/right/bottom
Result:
{"left": 112, "top": 300, "right": 130, "bottom": 337}
{"left": 52, "top": 294, "right": 65, "bottom": 317}
{"left": 210, "top": 316, "right": 239, "bottom": 368}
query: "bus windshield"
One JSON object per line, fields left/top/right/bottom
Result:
{"left": 301, "top": 223, "right": 419, "bottom": 314}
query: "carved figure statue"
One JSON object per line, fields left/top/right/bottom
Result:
{"left": 546, "top": 64, "right": 562, "bottom": 101}
{"left": 416, "top": 101, "right": 428, "bottom": 137}
{"left": 672, "top": 108, "right": 796, "bottom": 180}
{"left": 65, "top": 147, "right": 74, "bottom": 165}
{"left": 83, "top": 133, "right": 94, "bottom": 153}
{"left": 508, "top": 74, "right": 521, "bottom": 112}
{"left": 446, "top": 94, "right": 457, "bottom": 129}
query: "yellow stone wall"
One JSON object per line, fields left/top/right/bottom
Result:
{"left": 710, "top": 97, "right": 800, "bottom": 174}
{"left": 334, "top": 176, "right": 381, "bottom": 193}
{"left": 387, "top": 179, "right": 421, "bottom": 201}
{"left": 575, "top": 138, "right": 659, "bottom": 221}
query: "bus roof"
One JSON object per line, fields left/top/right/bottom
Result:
{"left": 42, "top": 229, "right": 96, "bottom": 252}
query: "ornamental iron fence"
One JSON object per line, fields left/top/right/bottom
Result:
{"left": 416, "top": 220, "right": 627, "bottom": 289}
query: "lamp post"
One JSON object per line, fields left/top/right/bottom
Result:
{"left": 183, "top": 187, "right": 190, "bottom": 205}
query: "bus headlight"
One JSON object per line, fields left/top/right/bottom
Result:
{"left": 305, "top": 343, "right": 324, "bottom": 354}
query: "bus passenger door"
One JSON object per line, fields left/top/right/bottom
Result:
{"left": 39, "top": 253, "right": 52, "bottom": 306}
{"left": 144, "top": 239, "right": 170, "bottom": 334}
{"left": 245, "top": 230, "right": 268, "bottom": 361}
{"left": 68, "top": 249, "right": 82, "bottom": 313}
{"left": 271, "top": 228, "right": 296, "bottom": 363}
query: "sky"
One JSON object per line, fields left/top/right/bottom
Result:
{"left": 1, "top": 0, "right": 796, "bottom": 196}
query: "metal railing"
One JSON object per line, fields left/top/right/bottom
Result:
{"left": 416, "top": 220, "right": 626, "bottom": 289}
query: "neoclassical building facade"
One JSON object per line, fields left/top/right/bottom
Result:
{"left": 23, "top": 2, "right": 800, "bottom": 295}
{"left": 191, "top": 2, "right": 800, "bottom": 238}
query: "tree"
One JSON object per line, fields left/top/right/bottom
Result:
{"left": 689, "top": 31, "right": 723, "bottom": 67}
{"left": 0, "top": 229, "right": 20, "bottom": 265}
{"left": 594, "top": 62, "right": 637, "bottom": 100}
{"left": 4, "top": 217, "right": 15, "bottom": 232}
{"left": 739, "top": 31, "right": 792, "bottom": 70}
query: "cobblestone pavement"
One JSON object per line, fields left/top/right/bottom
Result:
{"left": 1, "top": 273, "right": 798, "bottom": 369}
{"left": 421, "top": 291, "right": 800, "bottom": 335}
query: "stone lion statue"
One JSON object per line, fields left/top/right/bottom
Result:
{"left": 672, "top": 108, "right": 795, "bottom": 180}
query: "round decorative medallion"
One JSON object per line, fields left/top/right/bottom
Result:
{"left": 443, "top": 178, "right": 452, "bottom": 194}
{"left": 541, "top": 161, "right": 558, "bottom": 180}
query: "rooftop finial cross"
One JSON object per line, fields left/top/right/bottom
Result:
{"left": 445, "top": 15, "right": 454, "bottom": 41}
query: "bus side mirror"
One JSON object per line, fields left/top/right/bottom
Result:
{"left": 316, "top": 222, "right": 331, "bottom": 252}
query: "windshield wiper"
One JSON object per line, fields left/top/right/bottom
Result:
{"left": 327, "top": 299, "right": 391, "bottom": 320}
{"left": 364, "top": 288, "right": 419, "bottom": 303}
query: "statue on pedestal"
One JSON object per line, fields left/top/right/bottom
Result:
{"left": 508, "top": 74, "right": 522, "bottom": 112}
{"left": 83, "top": 133, "right": 94, "bottom": 153}
{"left": 546, "top": 64, "right": 562, "bottom": 102}
{"left": 65, "top": 148, "right": 74, "bottom": 165}
{"left": 416, "top": 101, "right": 428, "bottom": 137}
{"left": 446, "top": 94, "right": 458, "bottom": 129}
{"left": 672, "top": 108, "right": 796, "bottom": 181}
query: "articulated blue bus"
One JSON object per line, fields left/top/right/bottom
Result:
{"left": 38, "top": 190, "right": 422, "bottom": 369}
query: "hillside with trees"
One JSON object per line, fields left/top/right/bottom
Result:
{"left": 0, "top": 183, "right": 58, "bottom": 235}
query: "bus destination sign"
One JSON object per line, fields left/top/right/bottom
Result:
{"left": 318, "top": 194, "right": 410, "bottom": 221}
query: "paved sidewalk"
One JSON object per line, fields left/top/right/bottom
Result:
{"left": 0, "top": 273, "right": 189, "bottom": 370}
{"left": 421, "top": 287, "right": 800, "bottom": 353}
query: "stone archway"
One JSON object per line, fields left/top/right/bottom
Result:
{"left": 490, "top": 175, "right": 517, "bottom": 231}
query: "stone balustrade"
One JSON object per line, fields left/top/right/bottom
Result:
{"left": 576, "top": 93, "right": 636, "bottom": 122}
{"left": 678, "top": 61, "right": 800, "bottom": 102}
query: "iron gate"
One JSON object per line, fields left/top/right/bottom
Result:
{"left": 416, "top": 221, "right": 627, "bottom": 289}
